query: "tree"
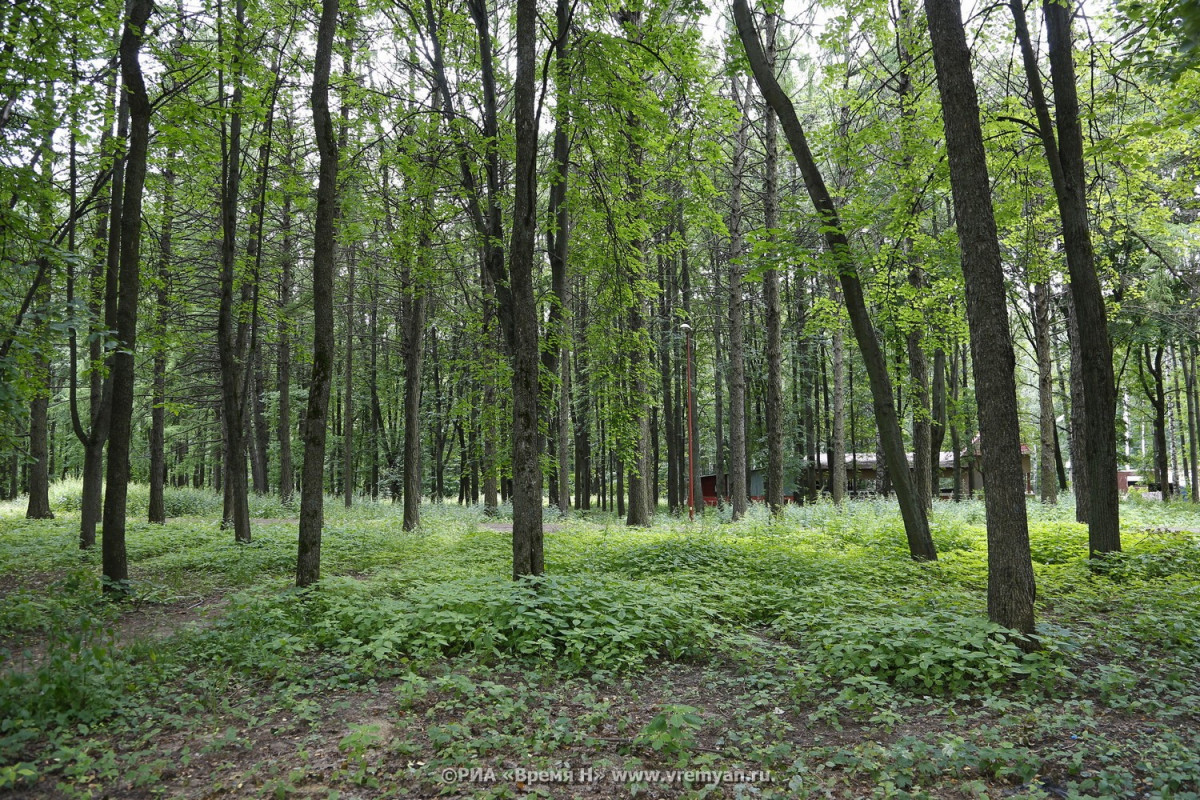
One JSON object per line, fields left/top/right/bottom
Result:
{"left": 297, "top": 0, "right": 341, "bottom": 589}
{"left": 734, "top": 0, "right": 935, "bottom": 561}
{"left": 100, "top": 0, "right": 154, "bottom": 595}
{"left": 925, "top": 0, "right": 1037, "bottom": 640}
{"left": 1010, "top": 0, "right": 1121, "bottom": 554}
{"left": 508, "top": 0, "right": 543, "bottom": 574}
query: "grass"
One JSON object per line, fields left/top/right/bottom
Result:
{"left": 1, "top": 486, "right": 1198, "bottom": 798}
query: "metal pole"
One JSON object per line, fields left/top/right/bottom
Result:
{"left": 683, "top": 323, "right": 695, "bottom": 520}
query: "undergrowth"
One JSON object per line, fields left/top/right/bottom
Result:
{"left": 1, "top": 486, "right": 1198, "bottom": 797}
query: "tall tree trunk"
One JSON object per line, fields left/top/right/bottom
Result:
{"left": 1185, "top": 344, "right": 1199, "bottom": 502}
{"left": 216, "top": 0, "right": 251, "bottom": 543}
{"left": 907, "top": 268, "right": 932, "bottom": 509}
{"left": 73, "top": 56, "right": 123, "bottom": 550}
{"left": 1065, "top": 293, "right": 1090, "bottom": 520}
{"left": 1139, "top": 344, "right": 1169, "bottom": 500}
{"left": 1170, "top": 347, "right": 1183, "bottom": 494}
{"left": 678, "top": 208, "right": 701, "bottom": 514}
{"left": 1034, "top": 279, "right": 1057, "bottom": 503}
{"left": 573, "top": 287, "right": 591, "bottom": 510}
{"left": 950, "top": 346, "right": 962, "bottom": 501}
{"left": 926, "top": 0, "right": 1036, "bottom": 640}
{"left": 735, "top": 0, "right": 935, "bottom": 559}
{"left": 544, "top": 0, "right": 572, "bottom": 514}
{"left": 149, "top": 145, "right": 175, "bottom": 523}
{"left": 101, "top": 0, "right": 153, "bottom": 595}
{"left": 1011, "top": 0, "right": 1120, "bottom": 553}
{"left": 508, "top": 0, "right": 544, "bottom": 573}
{"left": 278, "top": 188, "right": 295, "bottom": 505}
{"left": 25, "top": 275, "right": 53, "bottom": 520}
{"left": 897, "top": 1, "right": 932, "bottom": 509}
{"left": 343, "top": 248, "right": 355, "bottom": 506}
{"left": 402, "top": 233, "right": 428, "bottom": 531}
{"left": 659, "top": 251, "right": 677, "bottom": 513}
{"left": 297, "top": 0, "right": 341, "bottom": 587}
{"left": 762, "top": 9, "right": 784, "bottom": 515}
{"left": 727, "top": 73, "right": 749, "bottom": 520}
{"left": 930, "top": 347, "right": 947, "bottom": 495}
{"left": 829, "top": 280, "right": 847, "bottom": 504}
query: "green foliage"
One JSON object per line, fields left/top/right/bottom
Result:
{"left": 196, "top": 572, "right": 714, "bottom": 676}
{"left": 798, "top": 612, "right": 1064, "bottom": 697}
{"left": 1, "top": 496, "right": 1199, "bottom": 797}
{"left": 634, "top": 704, "right": 704, "bottom": 762}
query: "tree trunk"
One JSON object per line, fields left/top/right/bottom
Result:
{"left": 72, "top": 58, "right": 123, "bottom": 550}
{"left": 278, "top": 187, "right": 295, "bottom": 505}
{"left": 1185, "top": 344, "right": 1199, "bottom": 502}
{"left": 297, "top": 0, "right": 341, "bottom": 588}
{"left": 907, "top": 268, "right": 932, "bottom": 509}
{"left": 101, "top": 0, "right": 153, "bottom": 596}
{"left": 544, "top": 0, "right": 573, "bottom": 514}
{"left": 148, "top": 145, "right": 175, "bottom": 523}
{"left": 1065, "top": 293, "right": 1090, "bottom": 521}
{"left": 1034, "top": 279, "right": 1057, "bottom": 503}
{"left": 573, "top": 287, "right": 591, "bottom": 510}
{"left": 25, "top": 273, "right": 53, "bottom": 520}
{"left": 727, "top": 73, "right": 749, "bottom": 520}
{"left": 734, "top": 0, "right": 934, "bottom": 559}
{"left": 680, "top": 207, "right": 702, "bottom": 514}
{"left": 508, "top": 0, "right": 544, "bottom": 573}
{"left": 659, "top": 251, "right": 677, "bottom": 513}
{"left": 930, "top": 347, "right": 947, "bottom": 495}
{"left": 343, "top": 248, "right": 355, "bottom": 506}
{"left": 216, "top": 0, "right": 251, "bottom": 544}
{"left": 950, "top": 348, "right": 962, "bottom": 501}
{"left": 926, "top": 0, "right": 1036, "bottom": 640}
{"left": 829, "top": 280, "right": 847, "bottom": 504}
{"left": 1139, "top": 344, "right": 1169, "bottom": 500}
{"left": 402, "top": 234, "right": 427, "bottom": 531}
{"left": 1011, "top": 0, "right": 1120, "bottom": 553}
{"left": 762, "top": 9, "right": 784, "bottom": 515}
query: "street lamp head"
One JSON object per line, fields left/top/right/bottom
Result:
{"left": 679, "top": 322, "right": 692, "bottom": 333}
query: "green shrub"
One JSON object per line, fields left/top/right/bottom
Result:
{"left": 799, "top": 612, "right": 1066, "bottom": 696}
{"left": 191, "top": 573, "right": 716, "bottom": 676}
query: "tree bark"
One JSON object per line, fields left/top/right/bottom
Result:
{"left": 297, "top": 0, "right": 341, "bottom": 588}
{"left": 1011, "top": 0, "right": 1120, "bottom": 553}
{"left": 343, "top": 248, "right": 355, "bottom": 506}
{"left": 101, "top": 0, "right": 153, "bottom": 596}
{"left": 829, "top": 280, "right": 847, "bottom": 504}
{"left": 402, "top": 231, "right": 428, "bottom": 531}
{"left": 908, "top": 268, "right": 932, "bottom": 509}
{"left": 25, "top": 273, "right": 53, "bottom": 520}
{"left": 727, "top": 73, "right": 749, "bottom": 520}
{"left": 1034, "top": 279, "right": 1057, "bottom": 503}
{"left": 931, "top": 347, "right": 947, "bottom": 495}
{"left": 278, "top": 187, "right": 295, "bottom": 505}
{"left": 762, "top": 8, "right": 784, "bottom": 515}
{"left": 573, "top": 287, "right": 591, "bottom": 509}
{"left": 1138, "top": 344, "right": 1169, "bottom": 499}
{"left": 926, "top": 0, "right": 1036, "bottom": 640}
{"left": 75, "top": 57, "right": 124, "bottom": 550}
{"left": 734, "top": 0, "right": 935, "bottom": 559}
{"left": 1185, "top": 344, "right": 1199, "bottom": 501}
{"left": 216, "top": 0, "right": 252, "bottom": 544}
{"left": 148, "top": 145, "right": 175, "bottom": 523}
{"left": 508, "top": 0, "right": 544, "bottom": 573}
{"left": 544, "top": 0, "right": 573, "bottom": 514}
{"left": 1065, "top": 292, "right": 1090, "bottom": 521}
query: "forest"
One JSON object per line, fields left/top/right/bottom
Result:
{"left": 1, "top": 0, "right": 1199, "bottom": 796}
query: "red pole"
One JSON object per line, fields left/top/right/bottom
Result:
{"left": 684, "top": 323, "right": 695, "bottom": 520}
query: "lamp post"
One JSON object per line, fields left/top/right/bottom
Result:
{"left": 681, "top": 322, "right": 695, "bottom": 520}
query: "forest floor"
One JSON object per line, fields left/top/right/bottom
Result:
{"left": 1, "top": 486, "right": 1199, "bottom": 799}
